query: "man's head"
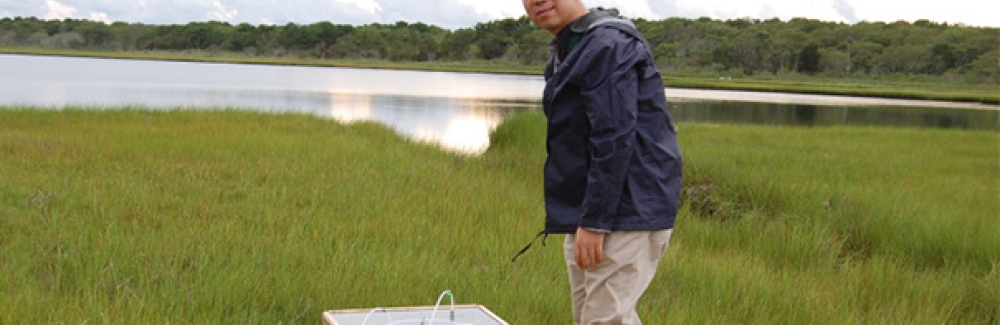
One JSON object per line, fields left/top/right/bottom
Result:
{"left": 522, "top": 0, "right": 590, "bottom": 35}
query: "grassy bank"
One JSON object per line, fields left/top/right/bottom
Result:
{"left": 4, "top": 47, "right": 998, "bottom": 105}
{"left": 1, "top": 108, "right": 997, "bottom": 324}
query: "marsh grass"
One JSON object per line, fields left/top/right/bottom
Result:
{"left": 1, "top": 108, "right": 997, "bottom": 324}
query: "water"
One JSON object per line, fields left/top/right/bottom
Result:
{"left": 669, "top": 100, "right": 998, "bottom": 130}
{"left": 1, "top": 54, "right": 996, "bottom": 153}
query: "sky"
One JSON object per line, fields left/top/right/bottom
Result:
{"left": 1, "top": 0, "right": 997, "bottom": 29}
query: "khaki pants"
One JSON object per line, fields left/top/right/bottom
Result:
{"left": 564, "top": 229, "right": 673, "bottom": 325}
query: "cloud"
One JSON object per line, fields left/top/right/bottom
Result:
{"left": 0, "top": 0, "right": 44, "bottom": 18}
{"left": 89, "top": 11, "right": 109, "bottom": 23}
{"left": 209, "top": 0, "right": 238, "bottom": 21}
{"left": 831, "top": 0, "right": 858, "bottom": 23}
{"left": 645, "top": 0, "right": 682, "bottom": 18}
{"left": 44, "top": 0, "right": 75, "bottom": 20}
{"left": 758, "top": 3, "right": 778, "bottom": 20}
{"left": 452, "top": 0, "right": 522, "bottom": 18}
{"left": 377, "top": 0, "right": 508, "bottom": 28}
{"left": 334, "top": 0, "right": 383, "bottom": 15}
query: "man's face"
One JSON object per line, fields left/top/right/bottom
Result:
{"left": 522, "top": 0, "right": 588, "bottom": 35}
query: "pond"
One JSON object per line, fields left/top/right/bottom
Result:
{"left": 1, "top": 54, "right": 996, "bottom": 153}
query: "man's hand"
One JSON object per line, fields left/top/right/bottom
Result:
{"left": 574, "top": 227, "right": 606, "bottom": 270}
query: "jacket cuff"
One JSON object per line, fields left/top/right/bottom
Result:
{"left": 583, "top": 227, "right": 612, "bottom": 234}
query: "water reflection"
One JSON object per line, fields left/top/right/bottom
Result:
{"left": 326, "top": 94, "right": 521, "bottom": 153}
{"left": 669, "top": 101, "right": 999, "bottom": 130}
{"left": 329, "top": 93, "right": 374, "bottom": 123}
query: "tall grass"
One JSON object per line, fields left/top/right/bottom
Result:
{"left": 1, "top": 108, "right": 997, "bottom": 324}
{"left": 666, "top": 125, "right": 999, "bottom": 324}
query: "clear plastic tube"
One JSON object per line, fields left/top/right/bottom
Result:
{"left": 361, "top": 307, "right": 392, "bottom": 325}
{"left": 427, "top": 290, "right": 454, "bottom": 325}
{"left": 359, "top": 290, "right": 462, "bottom": 325}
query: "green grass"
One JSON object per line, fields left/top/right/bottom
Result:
{"left": 1, "top": 108, "right": 997, "bottom": 324}
{"left": 4, "top": 46, "right": 998, "bottom": 105}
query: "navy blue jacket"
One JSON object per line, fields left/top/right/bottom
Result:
{"left": 542, "top": 10, "right": 682, "bottom": 234}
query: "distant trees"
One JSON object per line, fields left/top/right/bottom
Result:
{"left": 633, "top": 17, "right": 998, "bottom": 83}
{"left": 798, "top": 43, "right": 821, "bottom": 74}
{"left": 1, "top": 15, "right": 996, "bottom": 84}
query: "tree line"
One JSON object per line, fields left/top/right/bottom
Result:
{"left": 2, "top": 15, "right": 997, "bottom": 83}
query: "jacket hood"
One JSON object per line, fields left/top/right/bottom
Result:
{"left": 569, "top": 7, "right": 635, "bottom": 33}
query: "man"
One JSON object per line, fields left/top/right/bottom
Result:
{"left": 521, "top": 0, "right": 683, "bottom": 324}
